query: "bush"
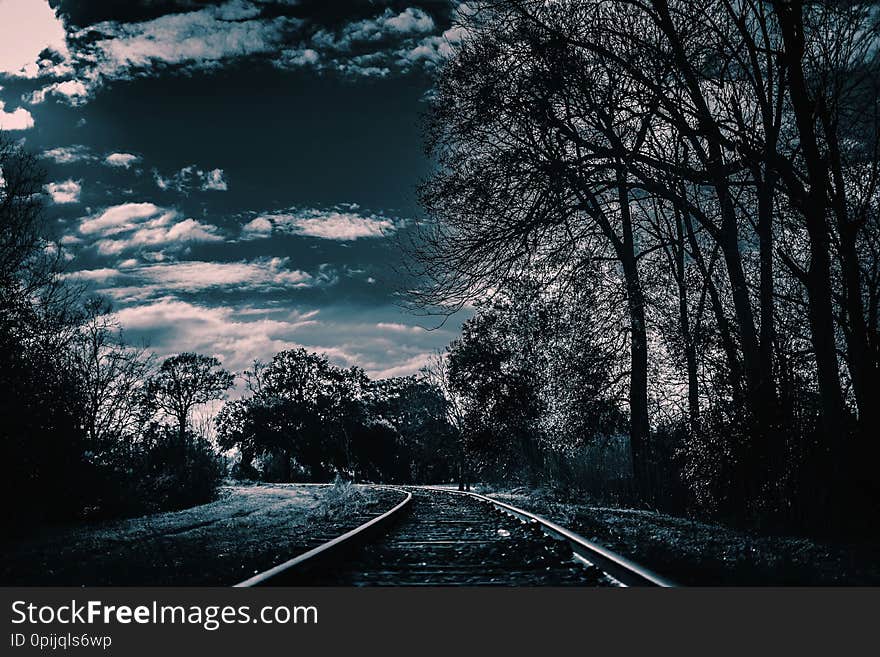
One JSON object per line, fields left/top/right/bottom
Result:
{"left": 131, "top": 426, "right": 224, "bottom": 515}
{"left": 308, "top": 476, "right": 374, "bottom": 521}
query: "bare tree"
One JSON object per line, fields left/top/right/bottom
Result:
{"left": 422, "top": 351, "right": 470, "bottom": 489}
{"left": 70, "top": 299, "right": 154, "bottom": 453}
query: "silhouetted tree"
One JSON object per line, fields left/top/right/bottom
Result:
{"left": 148, "top": 353, "right": 233, "bottom": 445}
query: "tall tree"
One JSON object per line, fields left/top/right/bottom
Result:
{"left": 148, "top": 353, "right": 233, "bottom": 445}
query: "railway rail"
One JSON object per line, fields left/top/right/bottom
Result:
{"left": 235, "top": 486, "right": 674, "bottom": 587}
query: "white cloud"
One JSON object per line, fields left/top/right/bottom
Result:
{"left": 201, "top": 168, "right": 228, "bottom": 191}
{"left": 376, "top": 322, "right": 423, "bottom": 334}
{"left": 41, "top": 145, "right": 92, "bottom": 164}
{"left": 369, "top": 353, "right": 434, "bottom": 380}
{"left": 249, "top": 207, "right": 399, "bottom": 241}
{"left": 0, "top": 100, "right": 34, "bottom": 130}
{"left": 77, "top": 202, "right": 224, "bottom": 254}
{"left": 66, "top": 267, "right": 120, "bottom": 283}
{"left": 95, "top": 217, "right": 223, "bottom": 255}
{"left": 402, "top": 25, "right": 467, "bottom": 65}
{"left": 104, "top": 152, "right": 141, "bottom": 168}
{"left": 72, "top": 3, "right": 302, "bottom": 95}
{"left": 134, "top": 258, "right": 313, "bottom": 293}
{"left": 341, "top": 8, "right": 436, "bottom": 45}
{"left": 386, "top": 8, "right": 436, "bottom": 34}
{"left": 44, "top": 179, "right": 81, "bottom": 204}
{"left": 241, "top": 216, "right": 273, "bottom": 239}
{"left": 112, "top": 299, "right": 322, "bottom": 374}
{"left": 282, "top": 7, "right": 439, "bottom": 77}
{"left": 0, "top": 0, "right": 68, "bottom": 78}
{"left": 7, "top": 2, "right": 459, "bottom": 106}
{"left": 92, "top": 258, "right": 333, "bottom": 306}
{"left": 107, "top": 298, "right": 445, "bottom": 381}
{"left": 79, "top": 202, "right": 164, "bottom": 236}
{"left": 281, "top": 210, "right": 396, "bottom": 240}
{"left": 28, "top": 79, "right": 89, "bottom": 105}
{"left": 155, "top": 165, "right": 228, "bottom": 192}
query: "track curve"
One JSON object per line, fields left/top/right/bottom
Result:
{"left": 238, "top": 486, "right": 673, "bottom": 586}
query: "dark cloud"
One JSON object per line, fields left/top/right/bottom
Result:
{"left": 50, "top": 1, "right": 457, "bottom": 30}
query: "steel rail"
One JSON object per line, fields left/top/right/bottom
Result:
{"left": 423, "top": 486, "right": 676, "bottom": 587}
{"left": 234, "top": 486, "right": 412, "bottom": 587}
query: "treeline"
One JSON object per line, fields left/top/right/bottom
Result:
{"left": 412, "top": 0, "right": 880, "bottom": 533}
{"left": 216, "top": 350, "right": 458, "bottom": 483}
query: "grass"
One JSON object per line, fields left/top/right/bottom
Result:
{"left": 1, "top": 482, "right": 403, "bottom": 585}
{"left": 308, "top": 476, "right": 376, "bottom": 522}
{"left": 484, "top": 487, "right": 880, "bottom": 585}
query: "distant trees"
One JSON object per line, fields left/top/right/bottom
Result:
{"left": 413, "top": 1, "right": 880, "bottom": 530}
{"left": 422, "top": 351, "right": 470, "bottom": 489}
{"left": 368, "top": 375, "right": 458, "bottom": 483}
{"left": 216, "top": 348, "right": 458, "bottom": 484}
{"left": 217, "top": 350, "right": 361, "bottom": 480}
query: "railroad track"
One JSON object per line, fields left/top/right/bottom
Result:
{"left": 236, "top": 486, "right": 674, "bottom": 587}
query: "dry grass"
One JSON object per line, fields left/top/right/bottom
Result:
{"left": 307, "top": 476, "right": 376, "bottom": 521}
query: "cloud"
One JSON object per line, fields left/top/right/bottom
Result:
{"left": 241, "top": 216, "right": 273, "bottom": 239}
{"left": 104, "top": 152, "right": 141, "bottom": 168}
{"left": 201, "top": 168, "right": 228, "bottom": 191}
{"left": 368, "top": 353, "right": 434, "bottom": 380}
{"left": 0, "top": 0, "right": 68, "bottom": 78}
{"left": 112, "top": 299, "right": 322, "bottom": 374}
{"left": 63, "top": 2, "right": 303, "bottom": 101}
{"left": 71, "top": 258, "right": 318, "bottom": 308}
{"left": 77, "top": 202, "right": 224, "bottom": 255}
{"left": 132, "top": 258, "right": 313, "bottom": 293}
{"left": 44, "top": 179, "right": 82, "bottom": 204}
{"left": 27, "top": 79, "right": 89, "bottom": 105}
{"left": 155, "top": 165, "right": 228, "bottom": 192}
{"left": 0, "top": 100, "right": 34, "bottom": 130}
{"left": 280, "top": 7, "right": 441, "bottom": 77}
{"left": 247, "top": 207, "right": 399, "bottom": 241}
{"left": 14, "top": 2, "right": 461, "bottom": 106}
{"left": 336, "top": 8, "right": 436, "bottom": 46}
{"left": 66, "top": 267, "right": 120, "bottom": 282}
{"left": 375, "top": 322, "right": 423, "bottom": 334}
{"left": 79, "top": 202, "right": 164, "bottom": 236}
{"left": 41, "top": 145, "right": 92, "bottom": 163}
{"left": 107, "top": 298, "right": 446, "bottom": 380}
{"left": 95, "top": 217, "right": 224, "bottom": 255}
{"left": 401, "top": 25, "right": 467, "bottom": 65}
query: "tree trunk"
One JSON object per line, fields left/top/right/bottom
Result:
{"left": 774, "top": 1, "right": 847, "bottom": 446}
{"left": 673, "top": 207, "right": 700, "bottom": 431}
{"left": 281, "top": 447, "right": 293, "bottom": 482}
{"left": 617, "top": 172, "right": 652, "bottom": 500}
{"left": 177, "top": 412, "right": 188, "bottom": 446}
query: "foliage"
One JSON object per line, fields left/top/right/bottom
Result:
{"left": 444, "top": 279, "right": 628, "bottom": 488}
{"left": 216, "top": 349, "right": 459, "bottom": 484}
{"left": 147, "top": 352, "right": 234, "bottom": 440}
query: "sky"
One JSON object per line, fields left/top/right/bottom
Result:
{"left": 0, "top": 0, "right": 469, "bottom": 379}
